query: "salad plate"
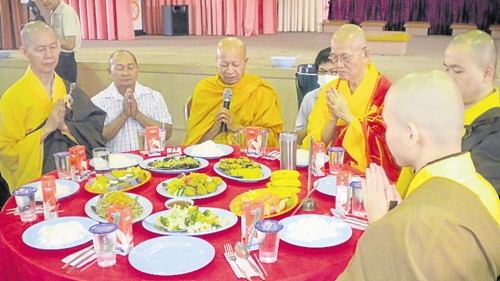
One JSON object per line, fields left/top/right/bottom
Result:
{"left": 129, "top": 236, "right": 215, "bottom": 276}
{"left": 142, "top": 207, "right": 237, "bottom": 236}
{"left": 22, "top": 216, "right": 96, "bottom": 250}
{"left": 183, "top": 144, "right": 234, "bottom": 159}
{"left": 84, "top": 193, "right": 153, "bottom": 223}
{"left": 280, "top": 215, "right": 352, "bottom": 248}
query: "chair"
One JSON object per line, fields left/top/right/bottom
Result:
{"left": 184, "top": 96, "right": 192, "bottom": 125}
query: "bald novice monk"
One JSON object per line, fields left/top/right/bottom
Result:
{"left": 0, "top": 21, "right": 105, "bottom": 191}
{"left": 397, "top": 30, "right": 500, "bottom": 197}
{"left": 303, "top": 24, "right": 399, "bottom": 182}
{"left": 183, "top": 37, "right": 284, "bottom": 147}
{"left": 337, "top": 70, "right": 500, "bottom": 280}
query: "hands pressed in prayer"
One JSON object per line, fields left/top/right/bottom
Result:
{"left": 215, "top": 108, "right": 239, "bottom": 132}
{"left": 326, "top": 86, "right": 355, "bottom": 124}
{"left": 122, "top": 88, "right": 139, "bottom": 118}
{"left": 46, "top": 99, "right": 66, "bottom": 133}
{"left": 362, "top": 163, "right": 402, "bottom": 223}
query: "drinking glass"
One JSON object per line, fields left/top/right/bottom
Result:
{"left": 92, "top": 147, "right": 110, "bottom": 175}
{"left": 12, "top": 186, "right": 37, "bottom": 222}
{"left": 255, "top": 219, "right": 283, "bottom": 263}
{"left": 53, "top": 152, "right": 71, "bottom": 180}
{"left": 89, "top": 223, "right": 118, "bottom": 267}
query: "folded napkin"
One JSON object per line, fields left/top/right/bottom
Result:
{"left": 330, "top": 208, "right": 369, "bottom": 231}
{"left": 61, "top": 245, "right": 96, "bottom": 268}
{"left": 224, "top": 253, "right": 261, "bottom": 279}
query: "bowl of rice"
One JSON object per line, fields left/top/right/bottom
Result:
{"left": 184, "top": 141, "right": 234, "bottom": 159}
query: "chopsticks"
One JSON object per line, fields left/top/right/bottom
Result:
{"left": 252, "top": 253, "right": 268, "bottom": 276}
{"left": 62, "top": 245, "right": 94, "bottom": 269}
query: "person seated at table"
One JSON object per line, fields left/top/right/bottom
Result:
{"left": 92, "top": 50, "right": 173, "bottom": 153}
{"left": 182, "top": 37, "right": 284, "bottom": 147}
{"left": 397, "top": 30, "right": 500, "bottom": 197}
{"left": 337, "top": 70, "right": 500, "bottom": 280}
{"left": 295, "top": 47, "right": 337, "bottom": 145}
{"left": 303, "top": 24, "right": 399, "bottom": 182}
{"left": 0, "top": 21, "right": 106, "bottom": 192}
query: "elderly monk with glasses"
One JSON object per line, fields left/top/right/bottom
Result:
{"left": 303, "top": 24, "right": 399, "bottom": 182}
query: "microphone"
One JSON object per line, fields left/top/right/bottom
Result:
{"left": 221, "top": 88, "right": 232, "bottom": 132}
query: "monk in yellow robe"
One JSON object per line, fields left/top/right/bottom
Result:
{"left": 397, "top": 30, "right": 500, "bottom": 198}
{"left": 0, "top": 22, "right": 67, "bottom": 191}
{"left": 338, "top": 71, "right": 500, "bottom": 280}
{"left": 303, "top": 24, "right": 399, "bottom": 182}
{"left": 182, "top": 37, "right": 283, "bottom": 147}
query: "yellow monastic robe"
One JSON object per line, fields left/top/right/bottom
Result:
{"left": 0, "top": 67, "right": 67, "bottom": 192}
{"left": 182, "top": 73, "right": 283, "bottom": 147}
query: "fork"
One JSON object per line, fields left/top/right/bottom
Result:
{"left": 224, "top": 244, "right": 252, "bottom": 281}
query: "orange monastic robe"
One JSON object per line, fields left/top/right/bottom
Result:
{"left": 303, "top": 63, "right": 399, "bottom": 182}
{"left": 182, "top": 73, "right": 283, "bottom": 147}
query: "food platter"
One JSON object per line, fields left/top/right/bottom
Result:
{"left": 84, "top": 193, "right": 153, "bottom": 223}
{"left": 279, "top": 215, "right": 352, "bottom": 248}
{"left": 156, "top": 176, "right": 227, "bottom": 200}
{"left": 89, "top": 153, "right": 143, "bottom": 170}
{"left": 28, "top": 180, "right": 80, "bottom": 202}
{"left": 22, "top": 216, "right": 96, "bottom": 250}
{"left": 183, "top": 144, "right": 234, "bottom": 159}
{"left": 141, "top": 207, "right": 237, "bottom": 236}
{"left": 84, "top": 171, "right": 152, "bottom": 194}
{"left": 314, "top": 176, "right": 337, "bottom": 196}
{"left": 139, "top": 156, "right": 209, "bottom": 174}
{"left": 129, "top": 236, "right": 215, "bottom": 276}
{"left": 213, "top": 162, "right": 271, "bottom": 183}
{"left": 229, "top": 188, "right": 299, "bottom": 218}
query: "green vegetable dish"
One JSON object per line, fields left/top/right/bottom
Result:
{"left": 163, "top": 173, "right": 223, "bottom": 196}
{"left": 94, "top": 191, "right": 144, "bottom": 220}
{"left": 147, "top": 156, "right": 201, "bottom": 170}
{"left": 156, "top": 205, "right": 231, "bottom": 233}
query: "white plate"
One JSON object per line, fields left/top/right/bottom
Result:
{"left": 84, "top": 193, "right": 153, "bottom": 223}
{"left": 314, "top": 176, "right": 337, "bottom": 196}
{"left": 183, "top": 144, "right": 234, "bottom": 159}
{"left": 213, "top": 162, "right": 271, "bottom": 183}
{"left": 142, "top": 207, "right": 238, "bottom": 236}
{"left": 280, "top": 215, "right": 352, "bottom": 248}
{"left": 22, "top": 216, "right": 96, "bottom": 250}
{"left": 89, "top": 153, "right": 143, "bottom": 170}
{"left": 139, "top": 156, "right": 209, "bottom": 174}
{"left": 27, "top": 180, "right": 80, "bottom": 202}
{"left": 156, "top": 177, "right": 227, "bottom": 200}
{"left": 129, "top": 236, "right": 215, "bottom": 276}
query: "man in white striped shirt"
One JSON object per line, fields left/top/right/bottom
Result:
{"left": 91, "top": 50, "right": 172, "bottom": 153}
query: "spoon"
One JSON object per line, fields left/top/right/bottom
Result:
{"left": 234, "top": 242, "right": 265, "bottom": 280}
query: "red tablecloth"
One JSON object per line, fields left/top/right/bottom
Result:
{"left": 0, "top": 148, "right": 363, "bottom": 281}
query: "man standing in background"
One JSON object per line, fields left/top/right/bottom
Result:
{"left": 41, "top": 0, "right": 81, "bottom": 83}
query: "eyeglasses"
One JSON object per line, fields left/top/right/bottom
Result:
{"left": 328, "top": 47, "right": 366, "bottom": 64}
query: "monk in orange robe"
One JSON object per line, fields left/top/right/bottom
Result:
{"left": 303, "top": 24, "right": 399, "bottom": 182}
{"left": 182, "top": 37, "right": 283, "bottom": 147}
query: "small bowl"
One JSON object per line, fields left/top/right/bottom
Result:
{"left": 270, "top": 56, "right": 298, "bottom": 68}
{"left": 0, "top": 50, "right": 12, "bottom": 60}
{"left": 164, "top": 198, "right": 194, "bottom": 209}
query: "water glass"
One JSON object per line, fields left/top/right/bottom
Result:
{"left": 255, "top": 219, "right": 283, "bottom": 263}
{"left": 228, "top": 128, "right": 246, "bottom": 153}
{"left": 328, "top": 146, "right": 345, "bottom": 174}
{"left": 350, "top": 180, "right": 366, "bottom": 217}
{"left": 92, "top": 147, "right": 110, "bottom": 175}
{"left": 89, "top": 223, "right": 118, "bottom": 267}
{"left": 53, "top": 152, "right": 71, "bottom": 180}
{"left": 12, "top": 186, "right": 37, "bottom": 222}
{"left": 260, "top": 130, "right": 268, "bottom": 156}
{"left": 137, "top": 128, "right": 147, "bottom": 155}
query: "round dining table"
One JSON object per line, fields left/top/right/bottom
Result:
{"left": 0, "top": 147, "right": 364, "bottom": 281}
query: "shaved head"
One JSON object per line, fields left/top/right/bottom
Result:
{"left": 21, "top": 21, "right": 56, "bottom": 47}
{"left": 109, "top": 49, "right": 138, "bottom": 67}
{"left": 383, "top": 70, "right": 464, "bottom": 168}
{"left": 331, "top": 24, "right": 367, "bottom": 50}
{"left": 217, "top": 37, "right": 246, "bottom": 58}
{"left": 216, "top": 37, "right": 248, "bottom": 85}
{"left": 448, "top": 30, "right": 497, "bottom": 70}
